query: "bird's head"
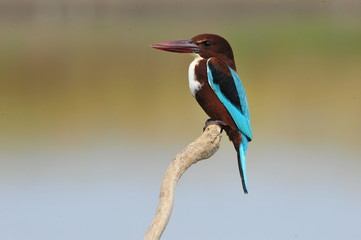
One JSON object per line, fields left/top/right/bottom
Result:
{"left": 151, "top": 33, "right": 235, "bottom": 68}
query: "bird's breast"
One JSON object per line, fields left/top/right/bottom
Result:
{"left": 188, "top": 55, "right": 204, "bottom": 97}
{"left": 188, "top": 56, "right": 240, "bottom": 132}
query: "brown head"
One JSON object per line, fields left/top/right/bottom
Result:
{"left": 151, "top": 33, "right": 236, "bottom": 69}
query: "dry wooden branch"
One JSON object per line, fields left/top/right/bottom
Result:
{"left": 144, "top": 124, "right": 222, "bottom": 240}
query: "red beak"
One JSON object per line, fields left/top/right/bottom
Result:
{"left": 150, "top": 39, "right": 199, "bottom": 53}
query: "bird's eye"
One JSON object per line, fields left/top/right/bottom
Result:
{"left": 203, "top": 41, "right": 211, "bottom": 47}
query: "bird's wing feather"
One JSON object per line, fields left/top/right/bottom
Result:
{"left": 207, "top": 59, "right": 252, "bottom": 140}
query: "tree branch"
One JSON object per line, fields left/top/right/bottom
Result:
{"left": 144, "top": 124, "right": 222, "bottom": 240}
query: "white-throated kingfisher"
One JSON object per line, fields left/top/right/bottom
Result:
{"left": 151, "top": 34, "right": 252, "bottom": 194}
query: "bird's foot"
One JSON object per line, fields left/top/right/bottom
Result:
{"left": 203, "top": 119, "right": 226, "bottom": 132}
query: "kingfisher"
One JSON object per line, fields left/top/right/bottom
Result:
{"left": 151, "top": 34, "right": 252, "bottom": 194}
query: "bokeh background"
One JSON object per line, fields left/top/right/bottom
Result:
{"left": 1, "top": 0, "right": 361, "bottom": 239}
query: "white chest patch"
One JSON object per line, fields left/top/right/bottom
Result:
{"left": 188, "top": 55, "right": 204, "bottom": 97}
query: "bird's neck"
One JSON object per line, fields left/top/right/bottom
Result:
{"left": 188, "top": 55, "right": 205, "bottom": 97}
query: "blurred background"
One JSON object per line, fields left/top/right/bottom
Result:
{"left": 1, "top": 0, "right": 361, "bottom": 239}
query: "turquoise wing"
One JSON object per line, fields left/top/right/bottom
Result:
{"left": 206, "top": 60, "right": 252, "bottom": 140}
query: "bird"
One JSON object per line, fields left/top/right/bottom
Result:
{"left": 151, "top": 34, "right": 252, "bottom": 194}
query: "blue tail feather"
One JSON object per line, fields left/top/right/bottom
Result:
{"left": 238, "top": 133, "right": 249, "bottom": 194}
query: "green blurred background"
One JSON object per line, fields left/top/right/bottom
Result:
{"left": 1, "top": 1, "right": 361, "bottom": 239}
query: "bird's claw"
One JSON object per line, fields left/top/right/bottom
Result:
{"left": 203, "top": 119, "right": 226, "bottom": 132}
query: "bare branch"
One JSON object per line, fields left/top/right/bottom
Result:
{"left": 144, "top": 124, "right": 222, "bottom": 240}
